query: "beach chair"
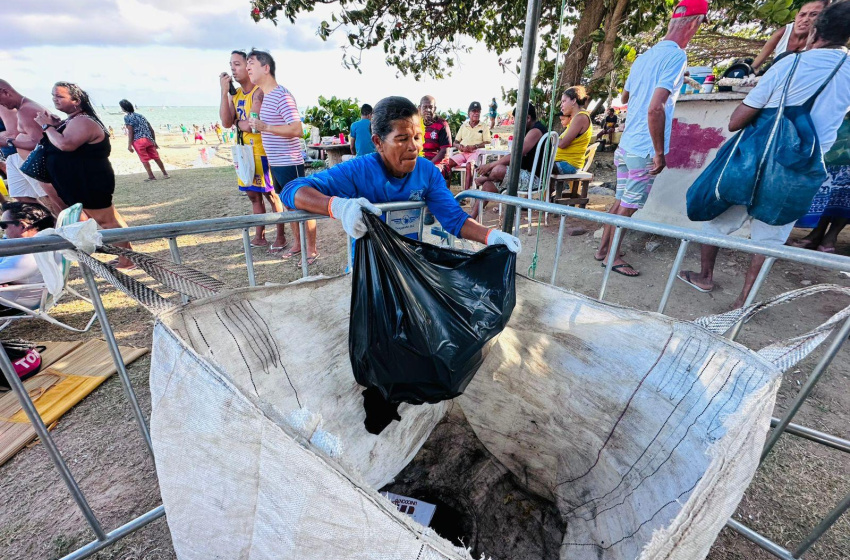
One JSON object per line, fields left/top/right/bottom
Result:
{"left": 549, "top": 142, "right": 599, "bottom": 209}
{"left": 0, "top": 204, "right": 97, "bottom": 333}
{"left": 520, "top": 131, "right": 559, "bottom": 232}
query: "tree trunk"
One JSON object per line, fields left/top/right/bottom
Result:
{"left": 558, "top": 0, "right": 608, "bottom": 89}
{"left": 590, "top": 0, "right": 630, "bottom": 83}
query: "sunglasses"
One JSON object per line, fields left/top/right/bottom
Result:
{"left": 0, "top": 220, "right": 26, "bottom": 230}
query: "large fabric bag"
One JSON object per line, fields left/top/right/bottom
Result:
{"left": 65, "top": 241, "right": 849, "bottom": 560}
{"left": 231, "top": 130, "right": 255, "bottom": 186}
{"left": 687, "top": 55, "right": 845, "bottom": 224}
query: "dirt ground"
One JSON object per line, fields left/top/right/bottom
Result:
{"left": 1, "top": 150, "right": 849, "bottom": 559}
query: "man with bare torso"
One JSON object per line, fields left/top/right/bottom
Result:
{"left": 0, "top": 80, "right": 53, "bottom": 206}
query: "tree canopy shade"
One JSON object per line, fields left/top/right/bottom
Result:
{"left": 250, "top": 0, "right": 797, "bottom": 103}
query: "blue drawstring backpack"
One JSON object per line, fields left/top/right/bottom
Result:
{"left": 687, "top": 53, "right": 847, "bottom": 225}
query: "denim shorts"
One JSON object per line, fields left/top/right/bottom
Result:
{"left": 555, "top": 161, "right": 578, "bottom": 174}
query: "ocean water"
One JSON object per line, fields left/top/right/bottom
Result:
{"left": 96, "top": 106, "right": 228, "bottom": 132}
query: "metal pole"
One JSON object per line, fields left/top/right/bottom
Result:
{"left": 728, "top": 256, "right": 776, "bottom": 341}
{"left": 726, "top": 519, "right": 796, "bottom": 560}
{"left": 598, "top": 227, "right": 622, "bottom": 301}
{"left": 658, "top": 240, "right": 689, "bottom": 314}
{"left": 79, "top": 265, "right": 154, "bottom": 458}
{"left": 418, "top": 209, "right": 425, "bottom": 240}
{"left": 550, "top": 215, "right": 566, "bottom": 285}
{"left": 772, "top": 417, "right": 850, "bottom": 454}
{"left": 501, "top": 0, "right": 544, "bottom": 234}
{"left": 0, "top": 344, "right": 107, "bottom": 541}
{"left": 793, "top": 491, "right": 850, "bottom": 558}
{"left": 167, "top": 237, "right": 189, "bottom": 304}
{"left": 762, "top": 315, "right": 850, "bottom": 461}
{"left": 298, "top": 221, "right": 309, "bottom": 278}
{"left": 60, "top": 506, "right": 166, "bottom": 560}
{"left": 242, "top": 228, "right": 257, "bottom": 287}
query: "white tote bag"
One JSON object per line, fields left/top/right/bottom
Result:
{"left": 231, "top": 132, "right": 255, "bottom": 186}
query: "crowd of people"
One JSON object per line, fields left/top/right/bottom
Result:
{"left": 0, "top": 0, "right": 847, "bottom": 313}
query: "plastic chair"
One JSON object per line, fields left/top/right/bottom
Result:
{"left": 522, "top": 131, "right": 559, "bottom": 233}
{"left": 0, "top": 203, "right": 97, "bottom": 332}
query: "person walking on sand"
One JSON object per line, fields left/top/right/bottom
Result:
{"left": 180, "top": 123, "right": 189, "bottom": 142}
{"left": 219, "top": 49, "right": 287, "bottom": 252}
{"left": 193, "top": 124, "right": 207, "bottom": 144}
{"left": 247, "top": 49, "right": 319, "bottom": 264}
{"left": 594, "top": 0, "right": 706, "bottom": 277}
{"left": 119, "top": 99, "right": 169, "bottom": 181}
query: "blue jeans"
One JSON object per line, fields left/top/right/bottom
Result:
{"left": 555, "top": 161, "right": 578, "bottom": 174}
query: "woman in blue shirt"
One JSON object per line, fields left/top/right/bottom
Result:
{"left": 280, "top": 96, "right": 521, "bottom": 252}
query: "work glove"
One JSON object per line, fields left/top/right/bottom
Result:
{"left": 329, "top": 197, "right": 382, "bottom": 239}
{"left": 486, "top": 229, "right": 522, "bottom": 254}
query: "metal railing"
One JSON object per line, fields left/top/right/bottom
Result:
{"left": 0, "top": 192, "right": 848, "bottom": 559}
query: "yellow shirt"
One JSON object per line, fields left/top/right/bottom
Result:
{"left": 232, "top": 86, "right": 265, "bottom": 155}
{"left": 555, "top": 111, "right": 592, "bottom": 168}
{"left": 455, "top": 120, "right": 492, "bottom": 147}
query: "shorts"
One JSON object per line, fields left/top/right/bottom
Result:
{"left": 270, "top": 164, "right": 306, "bottom": 198}
{"left": 614, "top": 147, "right": 655, "bottom": 209}
{"left": 238, "top": 152, "right": 274, "bottom": 193}
{"left": 555, "top": 161, "right": 578, "bottom": 174}
{"left": 497, "top": 167, "right": 541, "bottom": 194}
{"left": 5, "top": 153, "right": 47, "bottom": 199}
{"left": 132, "top": 137, "right": 160, "bottom": 163}
{"left": 449, "top": 151, "right": 477, "bottom": 166}
{"left": 702, "top": 205, "right": 795, "bottom": 245}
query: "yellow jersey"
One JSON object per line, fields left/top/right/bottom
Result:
{"left": 233, "top": 86, "right": 266, "bottom": 156}
{"left": 555, "top": 111, "right": 592, "bottom": 169}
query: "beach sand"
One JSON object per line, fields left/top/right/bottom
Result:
{"left": 108, "top": 131, "right": 235, "bottom": 176}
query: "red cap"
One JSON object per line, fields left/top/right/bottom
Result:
{"left": 672, "top": 0, "right": 709, "bottom": 19}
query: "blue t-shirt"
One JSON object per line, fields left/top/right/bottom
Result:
{"left": 619, "top": 41, "right": 687, "bottom": 158}
{"left": 280, "top": 153, "right": 469, "bottom": 238}
{"left": 350, "top": 118, "right": 376, "bottom": 156}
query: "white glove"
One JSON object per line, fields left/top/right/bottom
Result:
{"left": 329, "top": 197, "right": 382, "bottom": 239}
{"left": 486, "top": 229, "right": 522, "bottom": 253}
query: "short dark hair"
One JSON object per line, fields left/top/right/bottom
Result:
{"left": 1, "top": 202, "right": 55, "bottom": 231}
{"left": 119, "top": 99, "right": 134, "bottom": 113}
{"left": 814, "top": 1, "right": 850, "bottom": 46}
{"left": 247, "top": 49, "right": 276, "bottom": 78}
{"left": 361, "top": 103, "right": 373, "bottom": 117}
{"left": 371, "top": 96, "right": 419, "bottom": 140}
{"left": 512, "top": 103, "right": 537, "bottom": 121}
{"left": 231, "top": 50, "right": 247, "bottom": 59}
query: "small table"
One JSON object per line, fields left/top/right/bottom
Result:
{"left": 309, "top": 144, "right": 351, "bottom": 168}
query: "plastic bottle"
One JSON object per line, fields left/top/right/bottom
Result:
{"left": 492, "top": 134, "right": 499, "bottom": 149}
{"left": 700, "top": 75, "right": 715, "bottom": 94}
{"left": 508, "top": 135, "right": 514, "bottom": 150}
{"left": 249, "top": 112, "right": 258, "bottom": 133}
{"left": 339, "top": 133, "right": 345, "bottom": 144}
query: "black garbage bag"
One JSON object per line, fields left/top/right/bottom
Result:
{"left": 351, "top": 212, "right": 516, "bottom": 433}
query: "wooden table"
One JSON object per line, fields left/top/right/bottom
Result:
{"left": 308, "top": 144, "right": 351, "bottom": 168}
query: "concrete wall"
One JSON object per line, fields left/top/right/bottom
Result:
{"left": 634, "top": 92, "right": 747, "bottom": 230}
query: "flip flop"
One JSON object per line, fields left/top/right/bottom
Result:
{"left": 605, "top": 262, "right": 640, "bottom": 277}
{"left": 677, "top": 271, "right": 712, "bottom": 293}
{"left": 293, "top": 253, "right": 321, "bottom": 266}
{"left": 817, "top": 245, "right": 836, "bottom": 253}
{"left": 143, "top": 178, "right": 157, "bottom": 182}
{"left": 280, "top": 248, "right": 301, "bottom": 260}
{"left": 250, "top": 241, "right": 270, "bottom": 248}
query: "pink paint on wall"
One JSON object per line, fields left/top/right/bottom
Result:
{"left": 666, "top": 119, "right": 726, "bottom": 169}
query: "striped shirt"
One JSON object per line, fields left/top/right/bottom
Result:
{"left": 258, "top": 85, "right": 304, "bottom": 166}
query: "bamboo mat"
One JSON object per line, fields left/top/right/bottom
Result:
{"left": 0, "top": 340, "right": 148, "bottom": 466}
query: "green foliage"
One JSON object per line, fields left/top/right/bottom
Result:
{"left": 439, "top": 109, "right": 468, "bottom": 136}
{"left": 755, "top": 0, "right": 798, "bottom": 25}
{"left": 302, "top": 96, "right": 360, "bottom": 137}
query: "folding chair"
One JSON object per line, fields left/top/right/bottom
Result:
{"left": 0, "top": 203, "right": 97, "bottom": 332}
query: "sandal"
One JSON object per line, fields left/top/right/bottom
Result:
{"left": 293, "top": 252, "right": 321, "bottom": 266}
{"left": 280, "top": 248, "right": 301, "bottom": 260}
{"left": 594, "top": 251, "right": 625, "bottom": 262}
{"left": 602, "top": 261, "right": 640, "bottom": 277}
{"left": 676, "top": 270, "right": 712, "bottom": 293}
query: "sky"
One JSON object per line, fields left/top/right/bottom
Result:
{"left": 3, "top": 0, "right": 524, "bottom": 112}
